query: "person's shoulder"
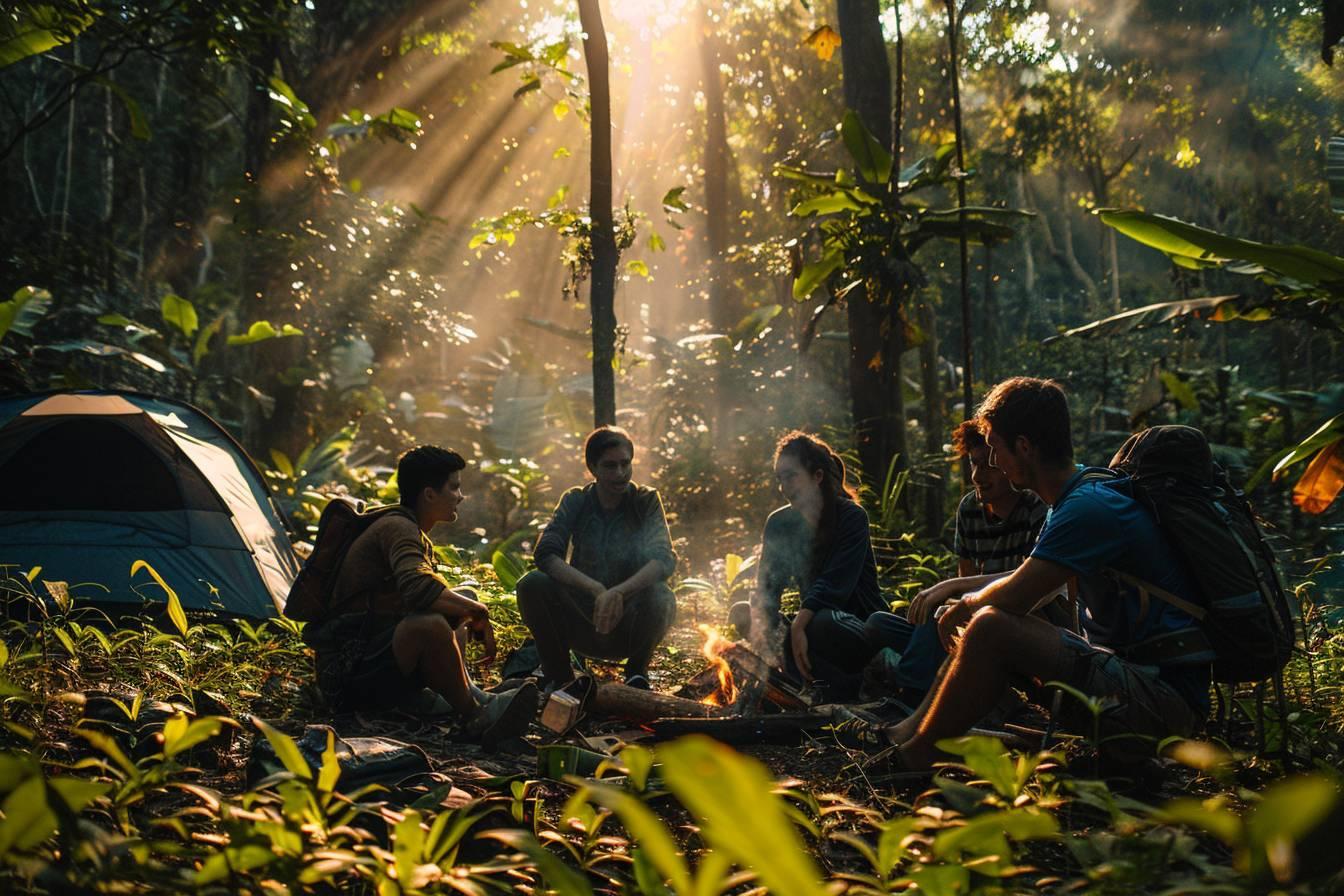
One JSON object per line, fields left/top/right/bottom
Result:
{"left": 956, "top": 491, "right": 981, "bottom": 514}
{"left": 1018, "top": 489, "right": 1049, "bottom": 517}
{"left": 764, "top": 504, "right": 799, "bottom": 529}
{"left": 364, "top": 506, "right": 420, "bottom": 539}
{"left": 557, "top": 484, "right": 592, "bottom": 505}
{"left": 630, "top": 482, "right": 661, "bottom": 501}
{"left": 836, "top": 496, "right": 870, "bottom": 524}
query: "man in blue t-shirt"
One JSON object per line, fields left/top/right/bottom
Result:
{"left": 881, "top": 377, "right": 1212, "bottom": 770}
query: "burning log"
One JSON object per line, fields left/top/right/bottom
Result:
{"left": 589, "top": 681, "right": 727, "bottom": 724}
{"left": 688, "top": 626, "right": 813, "bottom": 713}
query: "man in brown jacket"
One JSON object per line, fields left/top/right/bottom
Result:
{"left": 308, "top": 446, "right": 537, "bottom": 743}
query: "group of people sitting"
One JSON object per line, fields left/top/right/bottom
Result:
{"left": 304, "top": 376, "right": 1212, "bottom": 765}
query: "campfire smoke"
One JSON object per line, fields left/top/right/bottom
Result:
{"left": 697, "top": 624, "right": 739, "bottom": 706}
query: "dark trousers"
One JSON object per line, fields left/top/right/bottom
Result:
{"left": 728, "top": 600, "right": 877, "bottom": 699}
{"left": 862, "top": 611, "right": 946, "bottom": 695}
{"left": 516, "top": 570, "right": 676, "bottom": 683}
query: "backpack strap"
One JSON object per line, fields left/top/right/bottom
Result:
{"left": 1109, "top": 569, "right": 1206, "bottom": 621}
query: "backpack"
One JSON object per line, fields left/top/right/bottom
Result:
{"left": 1106, "top": 425, "right": 1296, "bottom": 684}
{"left": 283, "top": 497, "right": 405, "bottom": 623}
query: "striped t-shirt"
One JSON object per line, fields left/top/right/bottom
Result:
{"left": 952, "top": 490, "right": 1048, "bottom": 574}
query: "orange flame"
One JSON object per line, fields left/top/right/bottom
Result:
{"left": 697, "top": 624, "right": 738, "bottom": 706}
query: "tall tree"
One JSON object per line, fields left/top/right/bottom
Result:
{"left": 578, "top": 0, "right": 618, "bottom": 427}
{"left": 835, "top": 0, "right": 906, "bottom": 492}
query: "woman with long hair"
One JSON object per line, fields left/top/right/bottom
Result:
{"left": 730, "top": 430, "right": 886, "bottom": 700}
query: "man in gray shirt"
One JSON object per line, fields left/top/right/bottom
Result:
{"left": 516, "top": 427, "right": 677, "bottom": 690}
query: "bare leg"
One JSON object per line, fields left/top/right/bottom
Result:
{"left": 392, "top": 613, "right": 476, "bottom": 714}
{"left": 883, "top": 657, "right": 952, "bottom": 744}
{"left": 896, "top": 608, "right": 1071, "bottom": 768}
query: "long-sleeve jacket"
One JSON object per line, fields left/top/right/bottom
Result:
{"left": 533, "top": 483, "right": 677, "bottom": 587}
{"left": 330, "top": 508, "right": 446, "bottom": 617}
{"left": 752, "top": 499, "right": 886, "bottom": 618}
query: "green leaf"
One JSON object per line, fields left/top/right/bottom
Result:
{"left": 1043, "top": 294, "right": 1252, "bottom": 343}
{"left": 839, "top": 109, "right": 892, "bottom": 185}
{"left": 585, "top": 782, "right": 692, "bottom": 893}
{"left": 789, "top": 189, "right": 874, "bottom": 217}
{"left": 657, "top": 736, "right": 824, "bottom": 896}
{"left": 1098, "top": 209, "right": 1344, "bottom": 291}
{"left": 160, "top": 293, "right": 198, "bottom": 339}
{"left": 0, "top": 776, "right": 53, "bottom": 853}
{"left": 729, "top": 304, "right": 782, "bottom": 348}
{"left": 269, "top": 449, "right": 294, "bottom": 478}
{"left": 0, "top": 6, "right": 96, "bottom": 69}
{"left": 1159, "top": 371, "right": 1200, "bottom": 410}
{"left": 252, "top": 717, "right": 312, "bottom": 780}
{"left": 792, "top": 249, "right": 844, "bottom": 300}
{"left": 130, "top": 560, "right": 187, "bottom": 638}
{"left": 491, "top": 550, "right": 526, "bottom": 591}
{"left": 627, "top": 259, "right": 651, "bottom": 279}
{"left": 94, "top": 76, "right": 151, "bottom": 140}
{"left": 318, "top": 728, "right": 341, "bottom": 793}
{"left": 1245, "top": 775, "right": 1340, "bottom": 884}
{"left": 267, "top": 77, "right": 315, "bottom": 130}
{"left": 193, "top": 314, "right": 224, "bottom": 365}
{"left": 227, "top": 320, "right": 303, "bottom": 346}
{"left": 161, "top": 714, "right": 224, "bottom": 758}
{"left": 662, "top": 186, "right": 690, "bottom": 213}
{"left": 1271, "top": 413, "right": 1344, "bottom": 479}
{"left": 0, "top": 286, "right": 52, "bottom": 345}
{"left": 648, "top": 231, "right": 666, "bottom": 252}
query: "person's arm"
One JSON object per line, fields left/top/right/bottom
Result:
{"left": 596, "top": 490, "right": 677, "bottom": 634}
{"left": 936, "top": 557, "right": 1071, "bottom": 649}
{"left": 533, "top": 490, "right": 605, "bottom": 597}
{"left": 908, "top": 570, "right": 1011, "bottom": 625}
{"left": 798, "top": 502, "right": 869, "bottom": 613}
{"left": 957, "top": 558, "right": 977, "bottom": 577}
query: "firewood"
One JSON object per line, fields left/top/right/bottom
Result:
{"left": 646, "top": 711, "right": 834, "bottom": 745}
{"left": 589, "top": 681, "right": 727, "bottom": 723}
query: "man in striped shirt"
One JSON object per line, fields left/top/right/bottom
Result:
{"left": 862, "top": 421, "right": 1051, "bottom": 697}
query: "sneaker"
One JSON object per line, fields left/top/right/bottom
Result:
{"left": 623, "top": 673, "right": 651, "bottom": 690}
{"left": 465, "top": 681, "right": 540, "bottom": 746}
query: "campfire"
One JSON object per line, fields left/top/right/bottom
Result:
{"left": 697, "top": 624, "right": 739, "bottom": 706}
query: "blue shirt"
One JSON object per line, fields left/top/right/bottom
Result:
{"left": 1031, "top": 469, "right": 1211, "bottom": 710}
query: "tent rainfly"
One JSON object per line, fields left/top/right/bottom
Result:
{"left": 0, "top": 391, "right": 300, "bottom": 619}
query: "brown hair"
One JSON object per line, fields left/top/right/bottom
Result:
{"left": 950, "top": 420, "right": 986, "bottom": 459}
{"left": 583, "top": 426, "right": 634, "bottom": 472}
{"left": 976, "top": 377, "right": 1073, "bottom": 466}
{"left": 774, "top": 431, "right": 858, "bottom": 581}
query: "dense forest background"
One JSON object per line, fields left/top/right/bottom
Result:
{"left": 3, "top": 0, "right": 1342, "bottom": 583}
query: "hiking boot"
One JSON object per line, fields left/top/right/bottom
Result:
{"left": 465, "top": 681, "right": 540, "bottom": 746}
{"left": 398, "top": 687, "right": 457, "bottom": 721}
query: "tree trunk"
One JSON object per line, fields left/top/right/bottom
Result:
{"left": 1013, "top": 169, "right": 1036, "bottom": 294}
{"left": 837, "top": 0, "right": 905, "bottom": 492}
{"left": 917, "top": 297, "right": 945, "bottom": 537}
{"left": 944, "top": 0, "right": 973, "bottom": 476}
{"left": 700, "top": 0, "right": 735, "bottom": 446}
{"left": 579, "top": 0, "right": 618, "bottom": 427}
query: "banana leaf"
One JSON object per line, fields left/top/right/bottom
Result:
{"left": 1098, "top": 209, "right": 1344, "bottom": 294}
{"left": 1042, "top": 295, "right": 1248, "bottom": 343}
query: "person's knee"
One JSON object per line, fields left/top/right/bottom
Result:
{"left": 396, "top": 613, "right": 457, "bottom": 654}
{"left": 728, "top": 600, "right": 752, "bottom": 637}
{"left": 959, "top": 606, "right": 1023, "bottom": 650}
{"left": 863, "top": 611, "right": 908, "bottom": 650}
{"left": 515, "top": 570, "right": 552, "bottom": 614}
{"left": 650, "top": 583, "right": 676, "bottom": 628}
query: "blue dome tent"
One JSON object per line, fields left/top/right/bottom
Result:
{"left": 0, "top": 391, "right": 300, "bottom": 619}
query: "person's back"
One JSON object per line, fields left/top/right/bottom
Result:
{"left": 1032, "top": 471, "right": 1212, "bottom": 712}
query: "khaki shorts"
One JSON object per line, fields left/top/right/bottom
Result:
{"left": 1053, "top": 630, "right": 1202, "bottom": 763}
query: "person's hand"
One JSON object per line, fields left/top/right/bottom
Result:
{"left": 465, "top": 611, "right": 497, "bottom": 665}
{"left": 790, "top": 609, "right": 815, "bottom": 682}
{"left": 936, "top": 595, "right": 975, "bottom": 652}
{"left": 593, "top": 588, "right": 625, "bottom": 635}
{"left": 909, "top": 579, "right": 963, "bottom": 625}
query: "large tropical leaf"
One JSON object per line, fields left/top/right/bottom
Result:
{"left": 1246, "top": 411, "right": 1344, "bottom": 491}
{"left": 1291, "top": 437, "right": 1344, "bottom": 514}
{"left": 838, "top": 109, "right": 892, "bottom": 185}
{"left": 898, "top": 143, "right": 956, "bottom": 191}
{"left": 1098, "top": 209, "right": 1344, "bottom": 293}
{"left": 1043, "top": 295, "right": 1254, "bottom": 343}
{"left": 0, "top": 5, "right": 96, "bottom": 69}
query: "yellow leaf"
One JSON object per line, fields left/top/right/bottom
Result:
{"left": 130, "top": 560, "right": 188, "bottom": 638}
{"left": 553, "top": 101, "right": 569, "bottom": 120}
{"left": 803, "top": 24, "right": 841, "bottom": 61}
{"left": 1292, "top": 437, "right": 1344, "bottom": 515}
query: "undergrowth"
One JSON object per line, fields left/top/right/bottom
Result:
{"left": 0, "top": 560, "right": 1341, "bottom": 894}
